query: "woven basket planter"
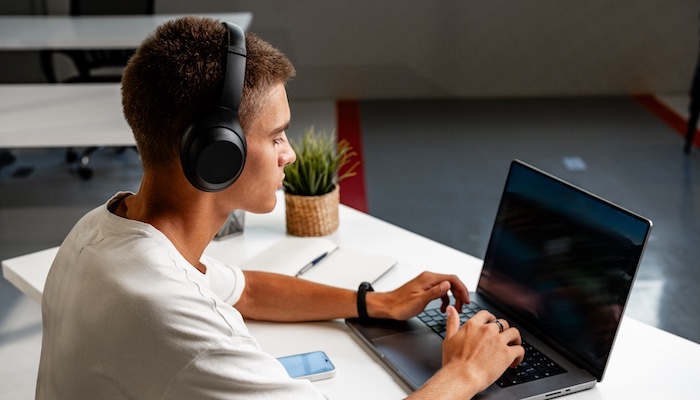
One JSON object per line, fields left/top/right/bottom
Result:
{"left": 285, "top": 185, "right": 339, "bottom": 236}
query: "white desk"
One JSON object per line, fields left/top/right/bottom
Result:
{"left": 0, "top": 13, "right": 252, "bottom": 50}
{"left": 0, "top": 84, "right": 132, "bottom": 148}
{"left": 3, "top": 191, "right": 699, "bottom": 399}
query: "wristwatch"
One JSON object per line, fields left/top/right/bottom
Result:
{"left": 357, "top": 281, "right": 374, "bottom": 320}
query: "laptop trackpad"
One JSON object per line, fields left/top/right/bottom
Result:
{"left": 373, "top": 329, "right": 443, "bottom": 389}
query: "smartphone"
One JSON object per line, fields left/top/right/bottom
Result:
{"left": 276, "top": 350, "right": 336, "bottom": 381}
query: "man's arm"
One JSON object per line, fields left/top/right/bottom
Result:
{"left": 235, "top": 271, "right": 523, "bottom": 399}
{"left": 234, "top": 271, "right": 470, "bottom": 322}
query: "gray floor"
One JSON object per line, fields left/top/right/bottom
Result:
{"left": 0, "top": 96, "right": 698, "bottom": 398}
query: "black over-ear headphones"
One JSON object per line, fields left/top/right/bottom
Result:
{"left": 180, "top": 22, "right": 247, "bottom": 192}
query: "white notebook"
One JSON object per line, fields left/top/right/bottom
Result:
{"left": 240, "top": 237, "right": 397, "bottom": 290}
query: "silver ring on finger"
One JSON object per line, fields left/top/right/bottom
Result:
{"left": 493, "top": 319, "right": 504, "bottom": 333}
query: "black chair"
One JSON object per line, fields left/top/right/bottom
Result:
{"left": 0, "top": 150, "right": 16, "bottom": 169}
{"left": 40, "top": 0, "right": 152, "bottom": 179}
{"left": 685, "top": 13, "right": 700, "bottom": 154}
{"left": 40, "top": 0, "right": 154, "bottom": 84}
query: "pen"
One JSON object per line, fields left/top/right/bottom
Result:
{"left": 295, "top": 252, "right": 329, "bottom": 277}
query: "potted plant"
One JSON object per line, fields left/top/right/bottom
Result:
{"left": 283, "top": 126, "right": 359, "bottom": 236}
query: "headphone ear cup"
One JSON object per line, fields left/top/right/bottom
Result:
{"left": 180, "top": 21, "right": 247, "bottom": 192}
{"left": 180, "top": 113, "right": 246, "bottom": 192}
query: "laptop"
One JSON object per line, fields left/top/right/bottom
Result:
{"left": 346, "top": 159, "right": 652, "bottom": 399}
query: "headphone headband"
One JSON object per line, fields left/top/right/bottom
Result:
{"left": 221, "top": 22, "right": 246, "bottom": 115}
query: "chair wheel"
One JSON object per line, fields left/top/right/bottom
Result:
{"left": 77, "top": 167, "right": 93, "bottom": 180}
{"left": 65, "top": 149, "right": 78, "bottom": 163}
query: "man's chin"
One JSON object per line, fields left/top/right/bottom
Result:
{"left": 242, "top": 199, "right": 277, "bottom": 214}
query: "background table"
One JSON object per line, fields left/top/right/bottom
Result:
{"left": 0, "top": 11, "right": 253, "bottom": 148}
{"left": 0, "top": 84, "right": 132, "bottom": 148}
{"left": 0, "top": 12, "right": 253, "bottom": 174}
{"left": 3, "top": 191, "right": 699, "bottom": 399}
{"left": 0, "top": 13, "right": 253, "bottom": 50}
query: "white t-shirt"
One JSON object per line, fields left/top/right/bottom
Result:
{"left": 36, "top": 192, "right": 324, "bottom": 399}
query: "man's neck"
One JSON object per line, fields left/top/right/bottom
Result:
{"left": 112, "top": 172, "right": 229, "bottom": 273}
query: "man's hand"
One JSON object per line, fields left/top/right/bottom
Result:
{"left": 366, "top": 272, "right": 471, "bottom": 320}
{"left": 407, "top": 308, "right": 524, "bottom": 399}
{"left": 443, "top": 308, "right": 524, "bottom": 391}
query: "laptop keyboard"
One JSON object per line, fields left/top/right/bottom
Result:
{"left": 417, "top": 303, "right": 567, "bottom": 387}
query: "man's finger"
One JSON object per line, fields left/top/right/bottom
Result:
{"left": 427, "top": 281, "right": 450, "bottom": 304}
{"left": 470, "top": 309, "right": 497, "bottom": 325}
{"left": 421, "top": 273, "right": 470, "bottom": 305}
{"left": 444, "top": 305, "right": 460, "bottom": 339}
{"left": 443, "top": 275, "right": 470, "bottom": 305}
{"left": 502, "top": 326, "right": 522, "bottom": 345}
{"left": 509, "top": 343, "right": 525, "bottom": 368}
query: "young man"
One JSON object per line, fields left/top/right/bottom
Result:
{"left": 36, "top": 16, "right": 523, "bottom": 399}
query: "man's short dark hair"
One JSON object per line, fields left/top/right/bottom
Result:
{"left": 121, "top": 16, "right": 296, "bottom": 171}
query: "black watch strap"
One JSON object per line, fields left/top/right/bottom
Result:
{"left": 357, "top": 281, "right": 374, "bottom": 320}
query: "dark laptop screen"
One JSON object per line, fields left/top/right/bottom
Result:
{"left": 478, "top": 160, "right": 651, "bottom": 380}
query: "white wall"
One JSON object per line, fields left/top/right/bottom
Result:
{"left": 156, "top": 0, "right": 698, "bottom": 100}
{"left": 4, "top": 0, "right": 698, "bottom": 99}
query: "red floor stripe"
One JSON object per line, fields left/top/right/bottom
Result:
{"left": 336, "top": 100, "right": 368, "bottom": 213}
{"left": 634, "top": 94, "right": 700, "bottom": 148}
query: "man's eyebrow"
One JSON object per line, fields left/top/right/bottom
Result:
{"left": 269, "top": 121, "right": 290, "bottom": 136}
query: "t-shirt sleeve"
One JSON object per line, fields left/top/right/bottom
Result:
{"left": 201, "top": 255, "right": 246, "bottom": 305}
{"left": 165, "top": 335, "right": 325, "bottom": 400}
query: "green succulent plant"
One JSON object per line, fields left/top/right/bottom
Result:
{"left": 283, "top": 127, "right": 359, "bottom": 196}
